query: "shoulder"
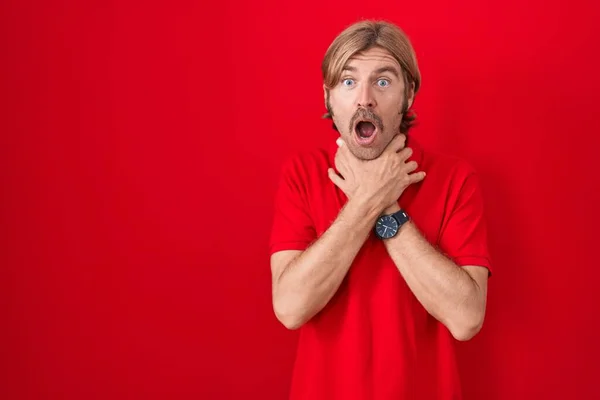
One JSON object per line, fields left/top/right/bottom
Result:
{"left": 421, "top": 146, "right": 480, "bottom": 187}
{"left": 415, "top": 143, "right": 486, "bottom": 209}
{"left": 417, "top": 146, "right": 487, "bottom": 217}
{"left": 277, "top": 146, "right": 333, "bottom": 182}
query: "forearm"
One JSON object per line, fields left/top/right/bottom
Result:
{"left": 273, "top": 198, "right": 380, "bottom": 329}
{"left": 385, "top": 221, "right": 486, "bottom": 340}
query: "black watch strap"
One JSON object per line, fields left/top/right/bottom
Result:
{"left": 392, "top": 209, "right": 410, "bottom": 226}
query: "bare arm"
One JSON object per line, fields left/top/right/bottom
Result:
{"left": 329, "top": 135, "right": 490, "bottom": 341}
{"left": 270, "top": 134, "right": 424, "bottom": 330}
{"left": 382, "top": 205, "right": 489, "bottom": 341}
{"left": 271, "top": 198, "right": 380, "bottom": 330}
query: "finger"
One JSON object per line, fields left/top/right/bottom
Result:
{"left": 397, "top": 146, "right": 413, "bottom": 162}
{"left": 334, "top": 152, "right": 346, "bottom": 174}
{"left": 338, "top": 139, "right": 353, "bottom": 158}
{"left": 409, "top": 171, "right": 427, "bottom": 184}
{"left": 328, "top": 168, "right": 346, "bottom": 188}
{"left": 404, "top": 160, "right": 418, "bottom": 173}
{"left": 336, "top": 145, "right": 353, "bottom": 168}
{"left": 386, "top": 134, "right": 407, "bottom": 154}
{"left": 336, "top": 138, "right": 351, "bottom": 161}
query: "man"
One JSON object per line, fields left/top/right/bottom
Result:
{"left": 269, "top": 19, "right": 492, "bottom": 400}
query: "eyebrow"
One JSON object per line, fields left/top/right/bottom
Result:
{"left": 342, "top": 65, "right": 401, "bottom": 78}
{"left": 373, "top": 66, "right": 400, "bottom": 78}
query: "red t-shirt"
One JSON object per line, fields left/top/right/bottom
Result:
{"left": 269, "top": 133, "right": 492, "bottom": 400}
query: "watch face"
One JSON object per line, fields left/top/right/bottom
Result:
{"left": 375, "top": 215, "right": 399, "bottom": 239}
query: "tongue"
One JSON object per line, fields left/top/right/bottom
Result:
{"left": 357, "top": 121, "right": 375, "bottom": 138}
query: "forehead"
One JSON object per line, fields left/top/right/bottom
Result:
{"left": 345, "top": 47, "right": 400, "bottom": 72}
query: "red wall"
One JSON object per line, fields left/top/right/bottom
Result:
{"left": 2, "top": 0, "right": 600, "bottom": 399}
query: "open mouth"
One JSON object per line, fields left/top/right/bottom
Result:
{"left": 354, "top": 120, "right": 378, "bottom": 145}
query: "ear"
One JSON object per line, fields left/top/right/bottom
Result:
{"left": 406, "top": 81, "right": 416, "bottom": 109}
{"left": 323, "top": 84, "right": 335, "bottom": 119}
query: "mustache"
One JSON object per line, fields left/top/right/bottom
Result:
{"left": 349, "top": 108, "right": 384, "bottom": 132}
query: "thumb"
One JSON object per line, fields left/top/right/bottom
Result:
{"left": 386, "top": 133, "right": 407, "bottom": 154}
{"left": 328, "top": 168, "right": 345, "bottom": 189}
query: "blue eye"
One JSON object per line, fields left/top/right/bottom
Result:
{"left": 342, "top": 79, "right": 354, "bottom": 87}
{"left": 377, "top": 79, "right": 390, "bottom": 87}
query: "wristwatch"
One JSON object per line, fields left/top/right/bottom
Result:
{"left": 374, "top": 209, "right": 410, "bottom": 239}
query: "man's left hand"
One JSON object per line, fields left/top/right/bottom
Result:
{"left": 329, "top": 135, "right": 423, "bottom": 215}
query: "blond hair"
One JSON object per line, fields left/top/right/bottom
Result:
{"left": 322, "top": 20, "right": 421, "bottom": 134}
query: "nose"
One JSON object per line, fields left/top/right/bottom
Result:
{"left": 357, "top": 84, "right": 376, "bottom": 109}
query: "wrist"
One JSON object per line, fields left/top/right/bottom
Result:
{"left": 383, "top": 202, "right": 401, "bottom": 215}
{"left": 385, "top": 219, "right": 418, "bottom": 247}
{"left": 346, "top": 196, "right": 384, "bottom": 222}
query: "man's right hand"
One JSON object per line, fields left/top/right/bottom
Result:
{"left": 328, "top": 134, "right": 427, "bottom": 214}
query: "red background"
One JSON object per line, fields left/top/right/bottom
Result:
{"left": 2, "top": 0, "right": 600, "bottom": 399}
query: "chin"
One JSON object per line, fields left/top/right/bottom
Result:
{"left": 348, "top": 144, "right": 385, "bottom": 161}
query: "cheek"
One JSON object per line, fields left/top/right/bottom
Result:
{"left": 380, "top": 90, "right": 402, "bottom": 106}
{"left": 331, "top": 91, "right": 355, "bottom": 112}
{"left": 380, "top": 93, "right": 405, "bottom": 116}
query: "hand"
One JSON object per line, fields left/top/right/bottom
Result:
{"left": 327, "top": 134, "right": 426, "bottom": 214}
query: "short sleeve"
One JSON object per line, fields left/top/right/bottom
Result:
{"left": 269, "top": 157, "right": 317, "bottom": 255}
{"left": 438, "top": 172, "right": 493, "bottom": 276}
